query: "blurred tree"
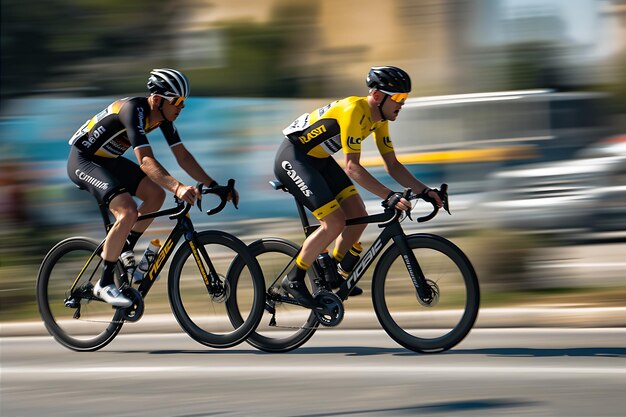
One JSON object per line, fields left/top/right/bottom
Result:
{"left": 188, "top": 0, "right": 321, "bottom": 97}
{"left": 1, "top": 0, "right": 171, "bottom": 102}
{"left": 1, "top": 0, "right": 324, "bottom": 100}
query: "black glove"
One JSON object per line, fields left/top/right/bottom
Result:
{"left": 419, "top": 187, "right": 437, "bottom": 204}
{"left": 383, "top": 191, "right": 403, "bottom": 209}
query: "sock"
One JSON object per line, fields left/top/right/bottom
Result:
{"left": 122, "top": 230, "right": 143, "bottom": 253}
{"left": 332, "top": 246, "right": 344, "bottom": 263}
{"left": 99, "top": 260, "right": 117, "bottom": 287}
{"left": 287, "top": 256, "right": 310, "bottom": 282}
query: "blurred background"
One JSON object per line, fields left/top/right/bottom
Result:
{"left": 2, "top": 0, "right": 626, "bottom": 320}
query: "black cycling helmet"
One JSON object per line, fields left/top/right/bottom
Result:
{"left": 366, "top": 66, "right": 411, "bottom": 94}
{"left": 147, "top": 68, "right": 190, "bottom": 98}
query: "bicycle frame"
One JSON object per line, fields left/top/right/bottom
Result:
{"left": 69, "top": 201, "right": 217, "bottom": 299}
{"left": 287, "top": 194, "right": 432, "bottom": 302}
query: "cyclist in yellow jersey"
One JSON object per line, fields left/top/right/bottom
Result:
{"left": 274, "top": 66, "right": 442, "bottom": 307}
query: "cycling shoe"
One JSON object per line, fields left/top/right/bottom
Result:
{"left": 93, "top": 281, "right": 133, "bottom": 308}
{"left": 281, "top": 277, "right": 316, "bottom": 308}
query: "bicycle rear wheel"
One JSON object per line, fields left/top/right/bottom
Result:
{"left": 36, "top": 237, "right": 125, "bottom": 351}
{"left": 168, "top": 231, "right": 265, "bottom": 348}
{"left": 228, "top": 238, "right": 319, "bottom": 353}
{"left": 372, "top": 234, "right": 479, "bottom": 353}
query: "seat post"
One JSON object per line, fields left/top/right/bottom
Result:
{"left": 97, "top": 201, "right": 113, "bottom": 232}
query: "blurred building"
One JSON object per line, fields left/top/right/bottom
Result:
{"left": 169, "top": 0, "right": 626, "bottom": 97}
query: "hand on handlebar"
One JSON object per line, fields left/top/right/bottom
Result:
{"left": 175, "top": 184, "right": 198, "bottom": 205}
{"left": 384, "top": 192, "right": 411, "bottom": 211}
{"left": 420, "top": 188, "right": 443, "bottom": 209}
{"left": 197, "top": 179, "right": 238, "bottom": 215}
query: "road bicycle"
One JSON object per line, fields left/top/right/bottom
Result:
{"left": 36, "top": 180, "right": 265, "bottom": 352}
{"left": 227, "top": 181, "right": 480, "bottom": 353}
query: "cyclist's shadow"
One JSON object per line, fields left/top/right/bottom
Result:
{"left": 424, "top": 347, "right": 626, "bottom": 358}
{"left": 123, "top": 347, "right": 626, "bottom": 357}
{"left": 138, "top": 346, "right": 407, "bottom": 356}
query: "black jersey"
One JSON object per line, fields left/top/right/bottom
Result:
{"left": 68, "top": 97, "right": 182, "bottom": 158}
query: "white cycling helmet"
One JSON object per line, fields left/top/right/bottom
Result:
{"left": 147, "top": 68, "right": 190, "bottom": 98}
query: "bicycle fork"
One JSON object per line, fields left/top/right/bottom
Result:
{"left": 187, "top": 232, "right": 228, "bottom": 300}
{"left": 392, "top": 235, "right": 434, "bottom": 303}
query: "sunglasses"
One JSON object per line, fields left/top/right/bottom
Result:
{"left": 156, "top": 95, "right": 186, "bottom": 107}
{"left": 166, "top": 96, "right": 186, "bottom": 107}
{"left": 387, "top": 92, "right": 409, "bottom": 103}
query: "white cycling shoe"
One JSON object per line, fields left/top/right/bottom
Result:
{"left": 93, "top": 281, "right": 133, "bottom": 308}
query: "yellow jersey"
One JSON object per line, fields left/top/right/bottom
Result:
{"left": 282, "top": 96, "right": 395, "bottom": 158}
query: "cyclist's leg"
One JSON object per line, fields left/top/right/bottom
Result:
{"left": 321, "top": 159, "right": 367, "bottom": 259}
{"left": 94, "top": 156, "right": 147, "bottom": 262}
{"left": 274, "top": 142, "right": 346, "bottom": 304}
{"left": 103, "top": 193, "right": 138, "bottom": 262}
{"left": 67, "top": 151, "right": 138, "bottom": 306}
{"left": 315, "top": 159, "right": 366, "bottom": 294}
{"left": 131, "top": 176, "right": 165, "bottom": 231}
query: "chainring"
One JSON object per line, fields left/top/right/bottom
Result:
{"left": 313, "top": 290, "right": 344, "bottom": 327}
{"left": 120, "top": 287, "right": 144, "bottom": 322}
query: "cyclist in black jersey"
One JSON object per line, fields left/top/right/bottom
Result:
{"left": 67, "top": 68, "right": 238, "bottom": 307}
{"left": 275, "top": 66, "right": 443, "bottom": 307}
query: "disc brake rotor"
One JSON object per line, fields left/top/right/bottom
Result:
{"left": 416, "top": 279, "right": 440, "bottom": 307}
{"left": 211, "top": 274, "right": 230, "bottom": 303}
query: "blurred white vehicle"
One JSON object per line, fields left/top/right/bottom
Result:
{"left": 482, "top": 135, "right": 626, "bottom": 234}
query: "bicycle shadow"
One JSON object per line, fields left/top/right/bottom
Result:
{"left": 432, "top": 347, "right": 626, "bottom": 358}
{"left": 118, "top": 346, "right": 626, "bottom": 357}
{"left": 170, "top": 398, "right": 539, "bottom": 417}
{"left": 286, "top": 398, "right": 540, "bottom": 417}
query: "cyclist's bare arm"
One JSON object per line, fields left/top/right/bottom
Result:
{"left": 171, "top": 144, "right": 215, "bottom": 186}
{"left": 135, "top": 146, "right": 197, "bottom": 204}
{"left": 381, "top": 151, "right": 443, "bottom": 208}
{"left": 171, "top": 144, "right": 239, "bottom": 205}
{"left": 344, "top": 152, "right": 410, "bottom": 211}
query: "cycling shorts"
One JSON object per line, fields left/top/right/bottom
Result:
{"left": 67, "top": 147, "right": 146, "bottom": 205}
{"left": 274, "top": 139, "right": 358, "bottom": 219}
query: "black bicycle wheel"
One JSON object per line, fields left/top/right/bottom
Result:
{"left": 228, "top": 238, "right": 319, "bottom": 353}
{"left": 372, "top": 233, "right": 479, "bottom": 353}
{"left": 36, "top": 237, "right": 125, "bottom": 351}
{"left": 168, "top": 230, "right": 265, "bottom": 348}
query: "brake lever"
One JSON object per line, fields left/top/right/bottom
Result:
{"left": 197, "top": 182, "right": 204, "bottom": 212}
{"left": 403, "top": 188, "right": 413, "bottom": 221}
{"left": 439, "top": 183, "right": 451, "bottom": 215}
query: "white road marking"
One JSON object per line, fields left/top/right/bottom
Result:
{"left": 3, "top": 364, "right": 625, "bottom": 376}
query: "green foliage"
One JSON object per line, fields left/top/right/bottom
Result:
{"left": 1, "top": 0, "right": 320, "bottom": 100}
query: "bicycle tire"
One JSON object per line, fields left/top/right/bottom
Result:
{"left": 371, "top": 233, "right": 479, "bottom": 353}
{"left": 36, "top": 237, "right": 125, "bottom": 351}
{"left": 168, "top": 230, "right": 265, "bottom": 348}
{"left": 228, "top": 238, "right": 319, "bottom": 353}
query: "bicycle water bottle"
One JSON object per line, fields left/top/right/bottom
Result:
{"left": 132, "top": 239, "right": 161, "bottom": 283}
{"left": 317, "top": 250, "right": 338, "bottom": 287}
{"left": 337, "top": 243, "right": 363, "bottom": 278}
{"left": 120, "top": 250, "right": 136, "bottom": 281}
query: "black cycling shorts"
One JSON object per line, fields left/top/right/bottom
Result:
{"left": 67, "top": 147, "right": 146, "bottom": 205}
{"left": 274, "top": 139, "right": 358, "bottom": 219}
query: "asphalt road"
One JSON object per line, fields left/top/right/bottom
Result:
{"left": 2, "top": 328, "right": 625, "bottom": 417}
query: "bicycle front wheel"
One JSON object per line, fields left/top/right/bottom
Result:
{"left": 168, "top": 231, "right": 265, "bottom": 348}
{"left": 228, "top": 238, "right": 319, "bottom": 353}
{"left": 372, "top": 234, "right": 479, "bottom": 353}
{"left": 36, "top": 237, "right": 125, "bottom": 351}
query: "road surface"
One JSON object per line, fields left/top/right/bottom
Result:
{"left": 2, "top": 328, "right": 625, "bottom": 417}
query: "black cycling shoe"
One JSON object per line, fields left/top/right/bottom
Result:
{"left": 281, "top": 277, "right": 316, "bottom": 308}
